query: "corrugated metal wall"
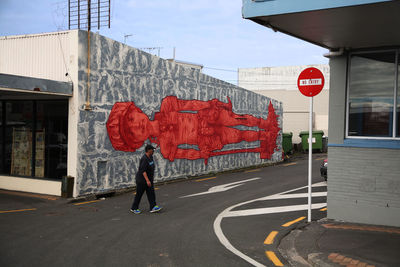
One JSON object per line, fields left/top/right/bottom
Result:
{"left": 0, "top": 31, "right": 71, "bottom": 82}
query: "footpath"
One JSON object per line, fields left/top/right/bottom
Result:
{"left": 279, "top": 218, "right": 400, "bottom": 267}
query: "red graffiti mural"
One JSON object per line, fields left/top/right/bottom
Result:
{"left": 106, "top": 96, "right": 280, "bottom": 164}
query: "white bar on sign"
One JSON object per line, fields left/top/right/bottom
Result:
{"left": 299, "top": 78, "right": 322, "bottom": 86}
{"left": 307, "top": 137, "right": 316, "bottom": 144}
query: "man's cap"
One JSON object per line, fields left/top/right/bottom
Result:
{"left": 145, "top": 144, "right": 155, "bottom": 152}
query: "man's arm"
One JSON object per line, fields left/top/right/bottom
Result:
{"left": 143, "top": 171, "right": 151, "bottom": 187}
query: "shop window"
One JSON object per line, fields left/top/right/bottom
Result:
{"left": 5, "top": 101, "right": 34, "bottom": 176}
{"left": 0, "top": 100, "right": 68, "bottom": 179}
{"left": 37, "top": 101, "right": 68, "bottom": 179}
{"left": 347, "top": 51, "right": 398, "bottom": 138}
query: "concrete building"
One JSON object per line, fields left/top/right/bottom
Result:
{"left": 238, "top": 65, "right": 330, "bottom": 143}
{"left": 0, "top": 30, "right": 283, "bottom": 197}
{"left": 242, "top": 0, "right": 400, "bottom": 227}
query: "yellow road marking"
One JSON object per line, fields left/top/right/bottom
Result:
{"left": 282, "top": 216, "right": 306, "bottom": 227}
{"left": 245, "top": 169, "right": 260, "bottom": 173}
{"left": 264, "top": 231, "right": 279, "bottom": 245}
{"left": 73, "top": 200, "right": 101, "bottom": 206}
{"left": 320, "top": 207, "right": 327, "bottom": 211}
{"left": 0, "top": 208, "right": 37, "bottom": 214}
{"left": 195, "top": 176, "right": 216, "bottom": 182}
{"left": 282, "top": 162, "right": 297, "bottom": 167}
{"left": 265, "top": 251, "right": 284, "bottom": 266}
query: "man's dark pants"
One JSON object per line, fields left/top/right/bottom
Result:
{"left": 131, "top": 181, "right": 156, "bottom": 210}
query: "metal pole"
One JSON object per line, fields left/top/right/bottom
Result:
{"left": 98, "top": 0, "right": 100, "bottom": 30}
{"left": 308, "top": 96, "right": 313, "bottom": 222}
{"left": 88, "top": 0, "right": 91, "bottom": 31}
{"left": 68, "top": 0, "right": 71, "bottom": 30}
{"left": 78, "top": 0, "right": 80, "bottom": 29}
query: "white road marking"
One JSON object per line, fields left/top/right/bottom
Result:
{"left": 225, "top": 203, "right": 327, "bottom": 218}
{"left": 260, "top": 191, "right": 327, "bottom": 201}
{"left": 180, "top": 177, "right": 261, "bottom": 198}
{"left": 213, "top": 181, "right": 327, "bottom": 267}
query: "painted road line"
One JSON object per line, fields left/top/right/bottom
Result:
{"left": 282, "top": 162, "right": 297, "bottom": 167}
{"left": 282, "top": 216, "right": 306, "bottom": 227}
{"left": 214, "top": 211, "right": 266, "bottom": 267}
{"left": 265, "top": 251, "right": 284, "bottom": 266}
{"left": 320, "top": 207, "right": 327, "bottom": 211}
{"left": 264, "top": 231, "right": 279, "bottom": 245}
{"left": 245, "top": 169, "right": 260, "bottom": 173}
{"left": 225, "top": 203, "right": 326, "bottom": 218}
{"left": 181, "top": 177, "right": 260, "bottom": 198}
{"left": 213, "top": 182, "right": 327, "bottom": 267}
{"left": 195, "top": 176, "right": 216, "bottom": 182}
{"left": 0, "top": 208, "right": 37, "bottom": 214}
{"left": 259, "top": 191, "right": 327, "bottom": 201}
{"left": 73, "top": 200, "right": 102, "bottom": 206}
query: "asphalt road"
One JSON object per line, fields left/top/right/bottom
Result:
{"left": 0, "top": 154, "right": 327, "bottom": 267}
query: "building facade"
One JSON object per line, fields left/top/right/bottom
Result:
{"left": 0, "top": 30, "right": 283, "bottom": 197}
{"left": 238, "top": 65, "right": 330, "bottom": 143}
{"left": 242, "top": 0, "right": 400, "bottom": 227}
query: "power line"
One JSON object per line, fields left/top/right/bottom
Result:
{"left": 203, "top": 66, "right": 237, "bottom": 73}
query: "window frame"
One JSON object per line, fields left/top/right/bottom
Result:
{"left": 345, "top": 49, "right": 400, "bottom": 140}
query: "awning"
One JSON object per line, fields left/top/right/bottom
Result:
{"left": 242, "top": 0, "right": 400, "bottom": 50}
{"left": 0, "top": 73, "right": 73, "bottom": 99}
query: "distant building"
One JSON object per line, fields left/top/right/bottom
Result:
{"left": 238, "top": 64, "right": 330, "bottom": 143}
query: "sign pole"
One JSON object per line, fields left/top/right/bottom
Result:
{"left": 297, "top": 67, "right": 324, "bottom": 223}
{"left": 308, "top": 96, "right": 313, "bottom": 222}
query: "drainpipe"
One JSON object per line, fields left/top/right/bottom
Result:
{"left": 323, "top": 48, "right": 344, "bottom": 58}
{"left": 84, "top": 0, "right": 92, "bottom": 111}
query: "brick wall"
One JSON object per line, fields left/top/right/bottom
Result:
{"left": 327, "top": 147, "right": 400, "bottom": 227}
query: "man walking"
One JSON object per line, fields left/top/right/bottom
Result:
{"left": 130, "top": 144, "right": 162, "bottom": 214}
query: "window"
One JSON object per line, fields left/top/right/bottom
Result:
{"left": 0, "top": 100, "right": 68, "bottom": 179}
{"left": 398, "top": 59, "right": 400, "bottom": 137}
{"left": 347, "top": 51, "right": 399, "bottom": 138}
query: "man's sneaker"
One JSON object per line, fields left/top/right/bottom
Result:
{"left": 150, "top": 205, "right": 162, "bottom": 213}
{"left": 130, "top": 209, "right": 141, "bottom": 214}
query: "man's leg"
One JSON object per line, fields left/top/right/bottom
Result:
{"left": 145, "top": 182, "right": 156, "bottom": 210}
{"left": 131, "top": 182, "right": 146, "bottom": 210}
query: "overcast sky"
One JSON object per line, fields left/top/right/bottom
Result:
{"left": 0, "top": 0, "right": 328, "bottom": 84}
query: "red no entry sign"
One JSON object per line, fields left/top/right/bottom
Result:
{"left": 297, "top": 67, "right": 325, "bottom": 97}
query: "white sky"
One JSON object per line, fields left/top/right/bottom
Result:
{"left": 0, "top": 0, "right": 328, "bottom": 84}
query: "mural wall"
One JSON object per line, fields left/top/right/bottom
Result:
{"left": 76, "top": 31, "right": 283, "bottom": 196}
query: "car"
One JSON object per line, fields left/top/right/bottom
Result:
{"left": 320, "top": 159, "right": 327, "bottom": 181}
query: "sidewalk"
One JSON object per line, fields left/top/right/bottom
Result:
{"left": 279, "top": 219, "right": 400, "bottom": 267}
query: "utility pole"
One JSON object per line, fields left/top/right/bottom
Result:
{"left": 124, "top": 34, "right": 133, "bottom": 44}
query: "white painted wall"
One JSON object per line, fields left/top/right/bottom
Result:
{"left": 239, "top": 65, "right": 330, "bottom": 144}
{"left": 0, "top": 176, "right": 61, "bottom": 196}
{"left": 0, "top": 31, "right": 72, "bottom": 82}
